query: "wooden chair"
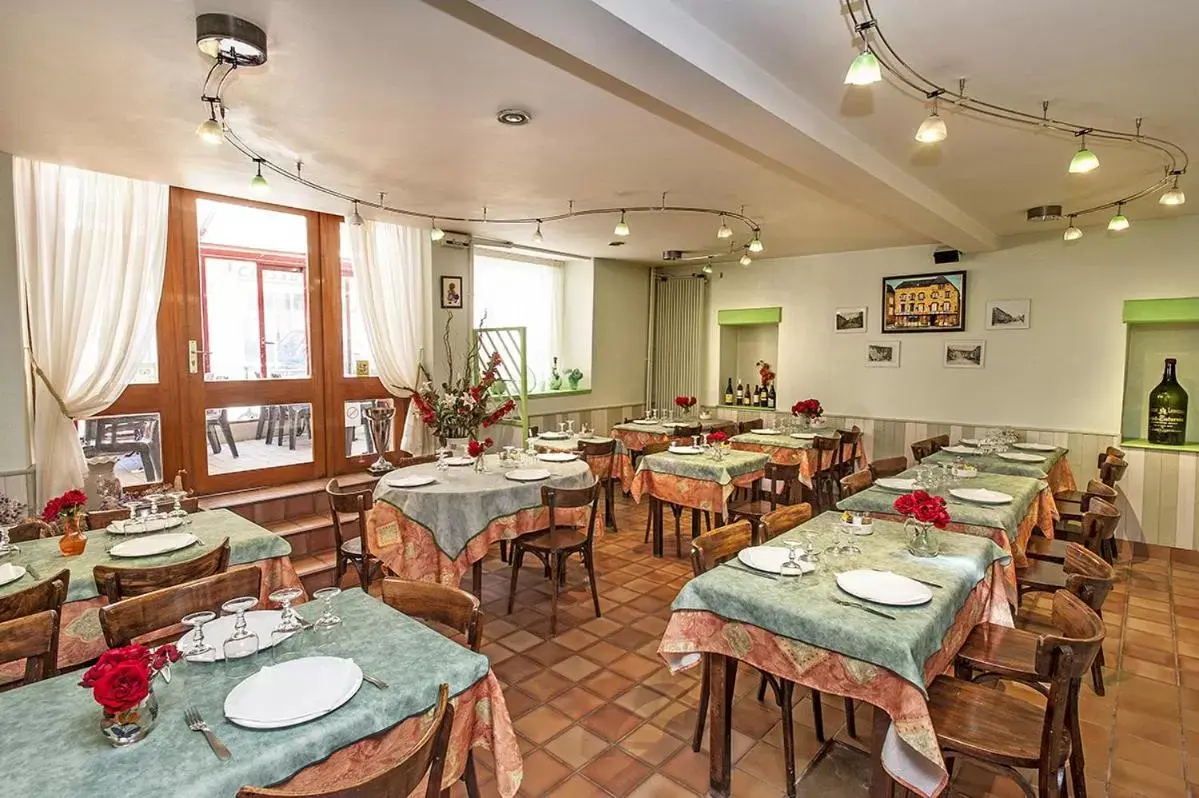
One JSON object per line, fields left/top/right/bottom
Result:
{"left": 931, "top": 590, "right": 1105, "bottom": 798}
{"left": 673, "top": 424, "right": 702, "bottom": 440}
{"left": 761, "top": 503, "right": 814, "bottom": 541}
{"left": 727, "top": 463, "right": 801, "bottom": 543}
{"left": 326, "top": 478, "right": 381, "bottom": 591}
{"left": 99, "top": 564, "right": 263, "bottom": 648}
{"left": 85, "top": 497, "right": 202, "bottom": 531}
{"left": 834, "top": 427, "right": 863, "bottom": 479}
{"left": 809, "top": 436, "right": 844, "bottom": 514}
{"left": 578, "top": 439, "right": 618, "bottom": 532}
{"left": 738, "top": 419, "right": 764, "bottom": 435}
{"left": 395, "top": 453, "right": 438, "bottom": 469}
{"left": 238, "top": 683, "right": 454, "bottom": 798}
{"left": 639, "top": 440, "right": 675, "bottom": 545}
{"left": 0, "top": 611, "right": 59, "bottom": 688}
{"left": 1053, "top": 458, "right": 1126, "bottom": 515}
{"left": 1027, "top": 497, "right": 1120, "bottom": 564}
{"left": 909, "top": 434, "right": 948, "bottom": 462}
{"left": 839, "top": 469, "right": 873, "bottom": 499}
{"left": 7, "top": 519, "right": 54, "bottom": 542}
{"left": 869, "top": 456, "right": 907, "bottom": 480}
{"left": 93, "top": 539, "right": 231, "bottom": 603}
{"left": 1052, "top": 479, "right": 1117, "bottom": 528}
{"left": 381, "top": 578, "right": 482, "bottom": 798}
{"left": 507, "top": 482, "right": 601, "bottom": 636}
{"left": 0, "top": 568, "right": 69, "bottom": 623}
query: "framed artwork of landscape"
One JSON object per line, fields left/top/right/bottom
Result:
{"left": 881, "top": 270, "right": 966, "bottom": 333}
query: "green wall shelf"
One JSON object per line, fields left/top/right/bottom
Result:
{"left": 1120, "top": 438, "right": 1199, "bottom": 454}
{"left": 1123, "top": 297, "right": 1199, "bottom": 325}
{"left": 717, "top": 307, "right": 782, "bottom": 326}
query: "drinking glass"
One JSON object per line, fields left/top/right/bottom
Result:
{"left": 310, "top": 587, "right": 342, "bottom": 650}
{"left": 166, "top": 491, "right": 190, "bottom": 523}
{"left": 779, "top": 540, "right": 805, "bottom": 582}
{"left": 692, "top": 435, "right": 701, "bottom": 449}
{"left": 650, "top": 408, "right": 658, "bottom": 422}
{"left": 0, "top": 524, "right": 19, "bottom": 557}
{"left": 220, "top": 596, "right": 259, "bottom": 676}
{"left": 180, "top": 611, "right": 216, "bottom": 661}
{"left": 838, "top": 521, "right": 862, "bottom": 556}
{"left": 501, "top": 446, "right": 517, "bottom": 467}
{"left": 268, "top": 586, "right": 305, "bottom": 662}
{"left": 123, "top": 500, "right": 142, "bottom": 533}
{"left": 566, "top": 420, "right": 575, "bottom": 436}
{"left": 580, "top": 422, "right": 592, "bottom": 437}
{"left": 558, "top": 422, "right": 567, "bottom": 434}
{"left": 144, "top": 493, "right": 166, "bottom": 520}
{"left": 436, "top": 450, "right": 449, "bottom": 471}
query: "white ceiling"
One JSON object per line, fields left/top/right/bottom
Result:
{"left": 0, "top": 0, "right": 1192, "bottom": 261}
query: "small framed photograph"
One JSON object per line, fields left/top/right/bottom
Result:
{"left": 986, "top": 298, "right": 1030, "bottom": 330}
{"left": 944, "top": 340, "right": 986, "bottom": 368}
{"left": 440, "top": 276, "right": 464, "bottom": 309}
{"left": 865, "top": 341, "right": 900, "bottom": 367}
{"left": 835, "top": 307, "right": 867, "bottom": 333}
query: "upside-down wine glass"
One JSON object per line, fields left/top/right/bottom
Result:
{"left": 269, "top": 586, "right": 305, "bottom": 662}
{"left": 220, "top": 596, "right": 260, "bottom": 674}
{"left": 0, "top": 523, "right": 18, "bottom": 558}
{"left": 180, "top": 611, "right": 216, "bottom": 661}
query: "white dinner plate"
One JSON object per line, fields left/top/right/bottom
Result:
{"left": 874, "top": 477, "right": 918, "bottom": 492}
{"left": 225, "top": 656, "right": 362, "bottom": 729}
{"left": 950, "top": 487, "right": 1014, "bottom": 505}
{"left": 1014, "top": 443, "right": 1056, "bottom": 452}
{"left": 942, "top": 445, "right": 977, "bottom": 455}
{"left": 177, "top": 611, "right": 291, "bottom": 662}
{"left": 108, "top": 532, "right": 199, "bottom": 558}
{"left": 836, "top": 570, "right": 932, "bottom": 606}
{"left": 789, "top": 432, "right": 817, "bottom": 440}
{"left": 632, "top": 419, "right": 658, "bottom": 425}
{"left": 737, "top": 546, "right": 814, "bottom": 574}
{"left": 0, "top": 563, "right": 26, "bottom": 587}
{"left": 668, "top": 445, "right": 703, "bottom": 455}
{"left": 998, "top": 452, "right": 1046, "bottom": 463}
{"left": 505, "top": 468, "right": 552, "bottom": 482}
{"left": 538, "top": 452, "right": 579, "bottom": 463}
{"left": 385, "top": 474, "right": 437, "bottom": 488}
{"left": 107, "top": 516, "right": 185, "bottom": 535}
{"left": 754, "top": 429, "right": 783, "bottom": 435}
{"left": 661, "top": 421, "right": 686, "bottom": 428}
{"left": 538, "top": 431, "right": 569, "bottom": 440}
{"left": 444, "top": 456, "right": 474, "bottom": 466}
{"left": 959, "top": 438, "right": 983, "bottom": 446}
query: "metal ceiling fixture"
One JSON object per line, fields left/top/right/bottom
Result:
{"left": 1026, "top": 205, "right": 1064, "bottom": 222}
{"left": 196, "top": 14, "right": 268, "bottom": 67}
{"left": 496, "top": 108, "right": 532, "bottom": 126}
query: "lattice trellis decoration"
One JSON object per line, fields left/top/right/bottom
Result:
{"left": 474, "top": 326, "right": 529, "bottom": 444}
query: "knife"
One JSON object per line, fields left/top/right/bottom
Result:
{"left": 831, "top": 598, "right": 897, "bottom": 620}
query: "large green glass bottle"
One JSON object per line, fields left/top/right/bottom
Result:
{"left": 1148, "top": 358, "right": 1188, "bottom": 445}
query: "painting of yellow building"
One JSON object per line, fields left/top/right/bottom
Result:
{"left": 882, "top": 270, "right": 966, "bottom": 332}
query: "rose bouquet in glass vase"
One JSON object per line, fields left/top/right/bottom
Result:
{"left": 467, "top": 437, "right": 494, "bottom": 473}
{"left": 81, "top": 643, "right": 180, "bottom": 746}
{"left": 706, "top": 430, "right": 728, "bottom": 460}
{"left": 791, "top": 398, "right": 824, "bottom": 430}
{"left": 42, "top": 489, "right": 88, "bottom": 556}
{"left": 893, "top": 490, "right": 951, "bottom": 558}
{"left": 674, "top": 395, "right": 698, "bottom": 416}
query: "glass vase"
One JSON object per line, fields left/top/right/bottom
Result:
{"left": 100, "top": 689, "right": 158, "bottom": 747}
{"left": 473, "top": 453, "right": 488, "bottom": 473}
{"left": 905, "top": 518, "right": 940, "bottom": 558}
{"left": 58, "top": 514, "right": 87, "bottom": 557}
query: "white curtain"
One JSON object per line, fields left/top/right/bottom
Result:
{"left": 348, "top": 219, "right": 430, "bottom": 454}
{"left": 14, "top": 159, "right": 168, "bottom": 503}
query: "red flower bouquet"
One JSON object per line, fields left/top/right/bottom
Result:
{"left": 41, "top": 489, "right": 87, "bottom": 523}
{"left": 81, "top": 643, "right": 179, "bottom": 714}
{"left": 467, "top": 437, "right": 494, "bottom": 458}
{"left": 893, "top": 490, "right": 951, "bottom": 529}
{"left": 707, "top": 431, "right": 728, "bottom": 444}
{"left": 791, "top": 399, "right": 823, "bottom": 420}
{"left": 673, "top": 395, "right": 698, "bottom": 410}
{"left": 756, "top": 360, "right": 776, "bottom": 387}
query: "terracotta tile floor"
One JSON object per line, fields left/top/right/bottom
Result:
{"left": 449, "top": 492, "right": 1199, "bottom": 797}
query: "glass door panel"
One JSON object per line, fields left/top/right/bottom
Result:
{"left": 262, "top": 268, "right": 309, "bottom": 378}
{"left": 203, "top": 257, "right": 262, "bottom": 380}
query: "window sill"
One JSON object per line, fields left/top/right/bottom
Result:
{"left": 1120, "top": 437, "right": 1199, "bottom": 453}
{"left": 528, "top": 389, "right": 592, "bottom": 399}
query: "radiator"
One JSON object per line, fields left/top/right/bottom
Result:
{"left": 650, "top": 275, "right": 706, "bottom": 410}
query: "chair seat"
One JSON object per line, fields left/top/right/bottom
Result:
{"left": 1014, "top": 615, "right": 1060, "bottom": 636}
{"left": 955, "top": 623, "right": 1040, "bottom": 679}
{"left": 728, "top": 500, "right": 774, "bottom": 520}
{"left": 927, "top": 676, "right": 1060, "bottom": 768}
{"left": 340, "top": 537, "right": 364, "bottom": 558}
{"left": 1024, "top": 536, "right": 1069, "bottom": 563}
{"left": 1054, "top": 489, "right": 1084, "bottom": 506}
{"left": 519, "top": 527, "right": 589, "bottom": 552}
{"left": 1016, "top": 558, "right": 1068, "bottom": 593}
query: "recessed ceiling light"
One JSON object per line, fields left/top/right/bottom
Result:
{"left": 496, "top": 109, "right": 532, "bottom": 126}
{"left": 196, "top": 14, "right": 268, "bottom": 66}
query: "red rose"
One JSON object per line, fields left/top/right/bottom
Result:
{"left": 149, "top": 644, "right": 180, "bottom": 671}
{"left": 893, "top": 494, "right": 916, "bottom": 515}
{"left": 707, "top": 431, "right": 727, "bottom": 444}
{"left": 92, "top": 661, "right": 150, "bottom": 714}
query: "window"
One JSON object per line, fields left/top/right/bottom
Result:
{"left": 473, "top": 252, "right": 564, "bottom": 391}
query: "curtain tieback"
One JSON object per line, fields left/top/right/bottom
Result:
{"left": 30, "top": 357, "right": 72, "bottom": 419}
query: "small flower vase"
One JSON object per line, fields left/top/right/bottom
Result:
{"left": 905, "top": 518, "right": 940, "bottom": 558}
{"left": 712, "top": 443, "right": 725, "bottom": 462}
{"left": 796, "top": 416, "right": 811, "bottom": 431}
{"left": 58, "top": 514, "right": 87, "bottom": 556}
{"left": 473, "top": 454, "right": 488, "bottom": 473}
{"left": 100, "top": 689, "right": 158, "bottom": 747}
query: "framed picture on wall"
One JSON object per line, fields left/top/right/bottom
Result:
{"left": 986, "top": 298, "right": 1030, "bottom": 330}
{"left": 881, "top": 270, "right": 966, "bottom": 333}
{"left": 440, "top": 275, "right": 464, "bottom": 309}
{"left": 835, "top": 307, "right": 867, "bottom": 333}
{"left": 865, "top": 341, "right": 900, "bottom": 367}
{"left": 943, "top": 340, "right": 986, "bottom": 368}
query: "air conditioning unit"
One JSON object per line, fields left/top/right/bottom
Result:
{"left": 438, "top": 231, "right": 472, "bottom": 249}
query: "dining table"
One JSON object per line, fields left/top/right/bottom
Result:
{"left": 629, "top": 448, "right": 768, "bottom": 557}
{"left": 837, "top": 469, "right": 1058, "bottom": 602}
{"left": 366, "top": 454, "right": 595, "bottom": 595}
{"left": 0, "top": 509, "right": 301, "bottom": 670}
{"left": 531, "top": 433, "right": 618, "bottom": 528}
{"left": 0, "top": 588, "right": 523, "bottom": 797}
{"left": 659, "top": 511, "right": 1012, "bottom": 798}
{"left": 920, "top": 445, "right": 1077, "bottom": 495}
{"left": 729, "top": 429, "right": 867, "bottom": 487}
{"left": 611, "top": 418, "right": 736, "bottom": 488}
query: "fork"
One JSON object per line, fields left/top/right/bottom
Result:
{"left": 831, "top": 597, "right": 896, "bottom": 620}
{"left": 185, "top": 706, "right": 231, "bottom": 760}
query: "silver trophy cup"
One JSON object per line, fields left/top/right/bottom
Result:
{"left": 364, "top": 404, "right": 396, "bottom": 474}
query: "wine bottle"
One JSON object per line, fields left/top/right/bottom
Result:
{"left": 750, "top": 387, "right": 759, "bottom": 407}
{"left": 724, "top": 377, "right": 734, "bottom": 406}
{"left": 736, "top": 378, "right": 744, "bottom": 406}
{"left": 768, "top": 384, "right": 776, "bottom": 409}
{"left": 756, "top": 386, "right": 764, "bottom": 407}
{"left": 1148, "top": 358, "right": 1189, "bottom": 445}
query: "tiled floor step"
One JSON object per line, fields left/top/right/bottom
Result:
{"left": 198, "top": 472, "right": 377, "bottom": 512}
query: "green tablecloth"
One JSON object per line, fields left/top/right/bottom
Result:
{"left": 637, "top": 449, "right": 769, "bottom": 485}
{"left": 0, "top": 509, "right": 291, "bottom": 603}
{"left": 530, "top": 434, "right": 614, "bottom": 453}
{"left": 671, "top": 512, "right": 1007, "bottom": 692}
{"left": 730, "top": 432, "right": 811, "bottom": 449}
{"left": 0, "top": 589, "right": 490, "bottom": 797}
{"left": 611, "top": 419, "right": 733, "bottom": 436}
{"left": 836, "top": 470, "right": 1045, "bottom": 541}
{"left": 921, "top": 447, "right": 1066, "bottom": 481}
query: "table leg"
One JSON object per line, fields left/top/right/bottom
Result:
{"left": 652, "top": 498, "right": 664, "bottom": 557}
{"left": 708, "top": 653, "right": 737, "bottom": 798}
{"left": 870, "top": 705, "right": 896, "bottom": 798}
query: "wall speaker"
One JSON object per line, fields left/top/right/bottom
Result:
{"left": 933, "top": 247, "right": 961, "bottom": 265}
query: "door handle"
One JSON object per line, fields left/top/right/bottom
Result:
{"left": 188, "top": 340, "right": 207, "bottom": 374}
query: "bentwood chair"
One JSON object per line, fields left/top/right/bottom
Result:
{"left": 381, "top": 578, "right": 482, "bottom": 798}
{"left": 507, "top": 482, "right": 601, "bottom": 636}
{"left": 0, "top": 569, "right": 69, "bottom": 690}
{"left": 578, "top": 439, "right": 618, "bottom": 531}
{"left": 909, "top": 434, "right": 949, "bottom": 462}
{"left": 0, "top": 569, "right": 69, "bottom": 624}
{"left": 738, "top": 419, "right": 764, "bottom": 435}
{"left": 238, "top": 684, "right": 454, "bottom": 798}
{"left": 1026, "top": 496, "right": 1121, "bottom": 564}
{"left": 0, "top": 611, "right": 59, "bottom": 689}
{"left": 99, "top": 565, "right": 263, "bottom": 648}
{"left": 869, "top": 456, "right": 908, "bottom": 480}
{"left": 834, "top": 427, "right": 863, "bottom": 479}
{"left": 727, "top": 462, "right": 801, "bottom": 543}
{"left": 838, "top": 469, "right": 874, "bottom": 499}
{"left": 673, "top": 424, "right": 702, "bottom": 440}
{"left": 932, "top": 590, "right": 1105, "bottom": 798}
{"left": 93, "top": 539, "right": 231, "bottom": 603}
{"left": 639, "top": 440, "right": 676, "bottom": 546}
{"left": 809, "top": 436, "right": 844, "bottom": 514}
{"left": 326, "top": 478, "right": 381, "bottom": 592}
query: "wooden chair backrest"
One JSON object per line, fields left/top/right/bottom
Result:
{"left": 381, "top": 578, "right": 482, "bottom": 652}
{"left": 910, "top": 436, "right": 945, "bottom": 461}
{"left": 99, "top": 564, "right": 263, "bottom": 648}
{"left": 690, "top": 520, "right": 754, "bottom": 577}
{"left": 930, "top": 434, "right": 949, "bottom": 452}
{"left": 0, "top": 569, "right": 69, "bottom": 623}
{"left": 94, "top": 539, "right": 231, "bottom": 603}
{"left": 542, "top": 482, "right": 600, "bottom": 545}
{"left": 1100, "top": 457, "right": 1128, "bottom": 488}
{"left": 326, "top": 478, "right": 373, "bottom": 557}
{"left": 86, "top": 498, "right": 202, "bottom": 531}
{"left": 395, "top": 454, "right": 438, "bottom": 469}
{"left": 761, "top": 503, "right": 814, "bottom": 541}
{"left": 237, "top": 684, "right": 453, "bottom": 798}
{"left": 761, "top": 462, "right": 802, "bottom": 507}
{"left": 8, "top": 519, "right": 53, "bottom": 543}
{"left": 642, "top": 440, "right": 672, "bottom": 456}
{"left": 1077, "top": 497, "right": 1121, "bottom": 550}
{"left": 738, "top": 419, "right": 764, "bottom": 435}
{"left": 673, "top": 424, "right": 702, "bottom": 439}
{"left": 1079, "top": 479, "right": 1118, "bottom": 511}
{"left": 1097, "top": 447, "right": 1125, "bottom": 468}
{"left": 869, "top": 456, "right": 908, "bottom": 480}
{"left": 1063, "top": 540, "right": 1116, "bottom": 613}
{"left": 811, "top": 435, "right": 843, "bottom": 469}
{"left": 839, "top": 469, "right": 874, "bottom": 498}
{"left": 578, "top": 439, "right": 616, "bottom": 457}
{"left": 0, "top": 610, "right": 59, "bottom": 686}
{"left": 836, "top": 427, "right": 862, "bottom": 465}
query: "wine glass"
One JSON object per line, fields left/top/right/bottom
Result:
{"left": 220, "top": 596, "right": 260, "bottom": 674}
{"left": 122, "top": 499, "right": 142, "bottom": 533}
{"left": 779, "top": 540, "right": 805, "bottom": 582}
{"left": 180, "top": 611, "right": 216, "bottom": 661}
{"left": 268, "top": 586, "right": 305, "bottom": 662}
{"left": 558, "top": 422, "right": 566, "bottom": 434}
{"left": 566, "top": 420, "right": 575, "bottom": 436}
{"left": 310, "top": 587, "right": 342, "bottom": 650}
{"left": 166, "top": 490, "right": 190, "bottom": 523}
